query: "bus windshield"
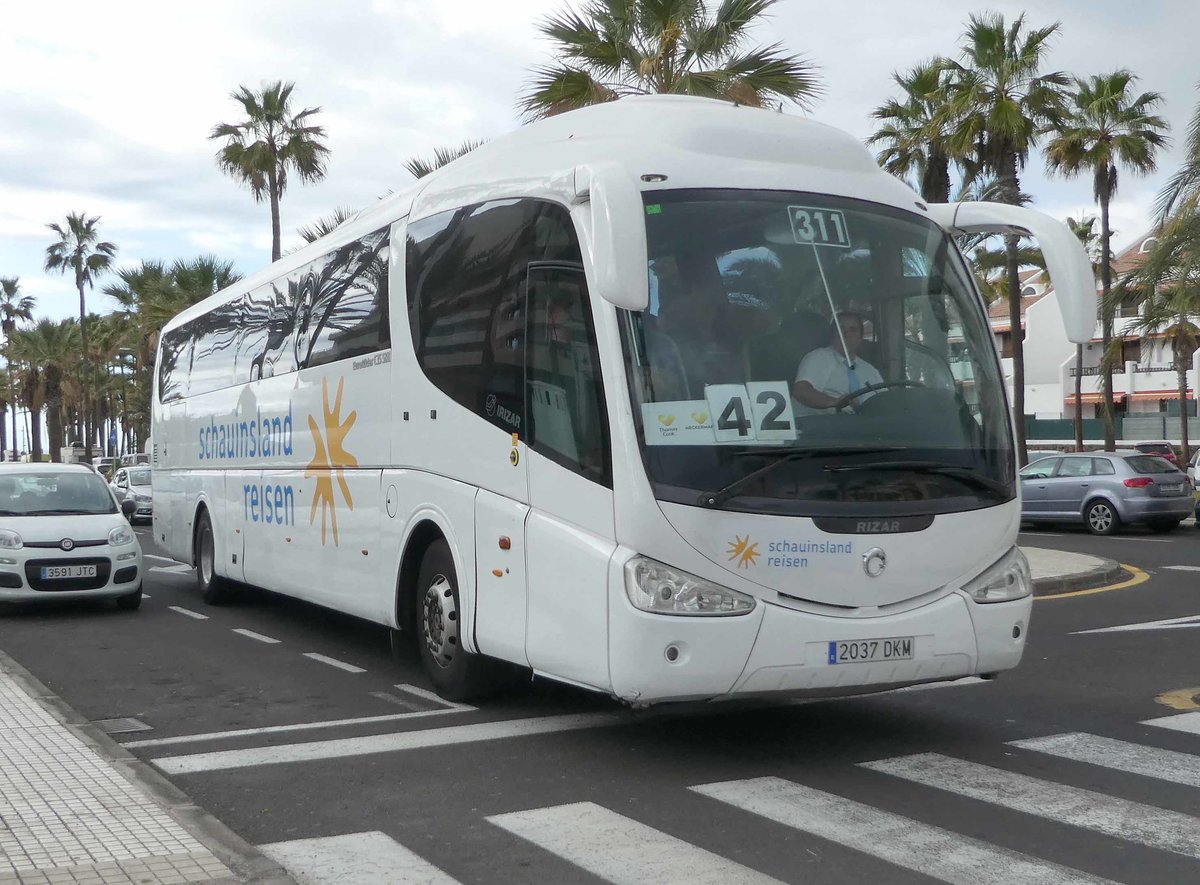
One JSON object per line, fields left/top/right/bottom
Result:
{"left": 622, "top": 189, "right": 1014, "bottom": 516}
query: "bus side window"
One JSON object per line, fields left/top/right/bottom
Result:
{"left": 526, "top": 265, "right": 611, "bottom": 487}
{"left": 302, "top": 228, "right": 391, "bottom": 369}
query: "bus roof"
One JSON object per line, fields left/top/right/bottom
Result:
{"left": 165, "top": 95, "right": 922, "bottom": 333}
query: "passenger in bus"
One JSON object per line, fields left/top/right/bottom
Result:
{"left": 792, "top": 311, "right": 883, "bottom": 414}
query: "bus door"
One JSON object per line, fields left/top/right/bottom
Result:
{"left": 521, "top": 264, "right": 616, "bottom": 690}
{"left": 473, "top": 285, "right": 531, "bottom": 667}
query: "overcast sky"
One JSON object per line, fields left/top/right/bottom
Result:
{"left": 2, "top": 0, "right": 1197, "bottom": 323}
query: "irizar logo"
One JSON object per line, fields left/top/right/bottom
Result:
{"left": 856, "top": 520, "right": 900, "bottom": 533}
{"left": 726, "top": 534, "right": 760, "bottom": 568}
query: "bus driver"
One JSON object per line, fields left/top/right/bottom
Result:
{"left": 791, "top": 311, "right": 883, "bottom": 415}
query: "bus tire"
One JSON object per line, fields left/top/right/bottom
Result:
{"left": 195, "top": 510, "right": 235, "bottom": 605}
{"left": 416, "top": 539, "right": 493, "bottom": 701}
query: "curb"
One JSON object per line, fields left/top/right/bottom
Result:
{"left": 1032, "top": 558, "right": 1127, "bottom": 596}
{"left": 0, "top": 646, "right": 297, "bottom": 885}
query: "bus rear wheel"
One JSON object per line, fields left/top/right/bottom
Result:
{"left": 195, "top": 511, "right": 234, "bottom": 605}
{"left": 417, "top": 539, "right": 494, "bottom": 701}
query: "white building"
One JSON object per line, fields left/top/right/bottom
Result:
{"left": 990, "top": 231, "right": 1198, "bottom": 441}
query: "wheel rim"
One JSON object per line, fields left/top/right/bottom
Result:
{"left": 1089, "top": 504, "right": 1113, "bottom": 533}
{"left": 422, "top": 574, "right": 458, "bottom": 669}
{"left": 200, "top": 527, "right": 214, "bottom": 584}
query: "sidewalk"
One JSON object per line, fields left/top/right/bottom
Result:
{"left": 0, "top": 652, "right": 293, "bottom": 885}
{"left": 1023, "top": 545, "right": 1125, "bottom": 596}
{"left": 0, "top": 547, "right": 1121, "bottom": 885}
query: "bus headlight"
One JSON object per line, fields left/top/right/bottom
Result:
{"left": 624, "top": 556, "right": 756, "bottom": 616}
{"left": 964, "top": 547, "right": 1031, "bottom": 604}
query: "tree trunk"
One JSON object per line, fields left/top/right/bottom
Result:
{"left": 269, "top": 165, "right": 282, "bottom": 262}
{"left": 78, "top": 271, "right": 92, "bottom": 463}
{"left": 1074, "top": 344, "right": 1084, "bottom": 451}
{"left": 922, "top": 154, "right": 952, "bottom": 205}
{"left": 997, "top": 152, "right": 1028, "bottom": 464}
{"left": 45, "top": 387, "right": 64, "bottom": 462}
{"left": 0, "top": 402, "right": 7, "bottom": 461}
{"left": 1099, "top": 190, "right": 1115, "bottom": 450}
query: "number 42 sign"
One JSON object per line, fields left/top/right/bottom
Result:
{"left": 705, "top": 382, "right": 797, "bottom": 443}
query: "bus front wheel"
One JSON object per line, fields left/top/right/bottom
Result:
{"left": 195, "top": 511, "right": 235, "bottom": 605}
{"left": 417, "top": 539, "right": 493, "bottom": 701}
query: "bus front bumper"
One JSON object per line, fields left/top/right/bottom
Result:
{"left": 608, "top": 584, "right": 1029, "bottom": 705}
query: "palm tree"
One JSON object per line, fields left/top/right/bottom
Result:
{"left": 520, "top": 0, "right": 820, "bottom": 121}
{"left": 869, "top": 61, "right": 960, "bottom": 204}
{"left": 9, "top": 320, "right": 80, "bottom": 460}
{"left": 44, "top": 212, "right": 117, "bottom": 461}
{"left": 297, "top": 206, "right": 359, "bottom": 245}
{"left": 1115, "top": 211, "right": 1200, "bottom": 462}
{"left": 1045, "top": 71, "right": 1169, "bottom": 450}
{"left": 1157, "top": 82, "right": 1200, "bottom": 221}
{"left": 0, "top": 277, "right": 34, "bottom": 460}
{"left": 210, "top": 81, "right": 330, "bottom": 262}
{"left": 940, "top": 12, "right": 1069, "bottom": 465}
{"left": 404, "top": 140, "right": 487, "bottom": 180}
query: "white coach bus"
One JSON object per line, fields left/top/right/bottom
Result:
{"left": 152, "top": 95, "right": 1095, "bottom": 703}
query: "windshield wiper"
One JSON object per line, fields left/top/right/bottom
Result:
{"left": 699, "top": 446, "right": 904, "bottom": 508}
{"left": 823, "top": 460, "right": 1009, "bottom": 496}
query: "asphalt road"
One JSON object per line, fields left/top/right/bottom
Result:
{"left": 1, "top": 523, "right": 1199, "bottom": 884}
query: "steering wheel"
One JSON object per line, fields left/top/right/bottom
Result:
{"left": 832, "top": 380, "right": 927, "bottom": 413}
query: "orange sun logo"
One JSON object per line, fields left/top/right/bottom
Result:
{"left": 305, "top": 377, "right": 358, "bottom": 545}
{"left": 727, "top": 534, "right": 760, "bottom": 568}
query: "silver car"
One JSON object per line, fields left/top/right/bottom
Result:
{"left": 110, "top": 466, "right": 153, "bottom": 524}
{"left": 1020, "top": 451, "right": 1192, "bottom": 534}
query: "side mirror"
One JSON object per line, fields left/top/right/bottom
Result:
{"left": 925, "top": 202, "right": 1096, "bottom": 344}
{"left": 575, "top": 162, "right": 649, "bottom": 311}
{"left": 121, "top": 499, "right": 136, "bottom": 518}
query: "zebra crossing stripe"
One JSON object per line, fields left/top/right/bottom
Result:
{"left": 691, "top": 777, "right": 1113, "bottom": 885}
{"left": 260, "top": 831, "right": 460, "bottom": 884}
{"left": 1011, "top": 733, "right": 1200, "bottom": 787}
{"left": 864, "top": 753, "right": 1200, "bottom": 860}
{"left": 1143, "top": 711, "right": 1200, "bottom": 735}
{"left": 487, "top": 801, "right": 783, "bottom": 885}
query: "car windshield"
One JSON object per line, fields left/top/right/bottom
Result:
{"left": 1127, "top": 455, "right": 1178, "bottom": 474}
{"left": 127, "top": 468, "right": 151, "bottom": 486}
{"left": 621, "top": 189, "right": 1014, "bottom": 516}
{"left": 0, "top": 472, "right": 119, "bottom": 516}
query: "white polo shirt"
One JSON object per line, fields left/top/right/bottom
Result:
{"left": 793, "top": 346, "right": 884, "bottom": 415}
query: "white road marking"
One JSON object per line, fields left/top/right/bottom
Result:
{"left": 261, "top": 831, "right": 460, "bottom": 885}
{"left": 168, "top": 606, "right": 208, "bottom": 620}
{"left": 1019, "top": 532, "right": 1173, "bottom": 543}
{"left": 1011, "top": 732, "right": 1200, "bottom": 787}
{"left": 124, "top": 707, "right": 472, "bottom": 748}
{"left": 488, "top": 801, "right": 782, "bottom": 885}
{"left": 1072, "top": 613, "right": 1200, "bottom": 634}
{"left": 303, "top": 652, "right": 366, "bottom": 673}
{"left": 888, "top": 676, "right": 987, "bottom": 693}
{"left": 864, "top": 753, "right": 1200, "bottom": 859}
{"left": 1164, "top": 565, "right": 1200, "bottom": 571}
{"left": 692, "top": 777, "right": 1113, "bottom": 885}
{"left": 151, "top": 712, "right": 632, "bottom": 773}
{"left": 1143, "top": 711, "right": 1200, "bottom": 736}
{"left": 149, "top": 563, "right": 193, "bottom": 575}
{"left": 143, "top": 554, "right": 177, "bottom": 563}
{"left": 232, "top": 628, "right": 281, "bottom": 644}
{"left": 394, "top": 683, "right": 477, "bottom": 712}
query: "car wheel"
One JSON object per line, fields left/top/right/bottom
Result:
{"left": 416, "top": 539, "right": 495, "bottom": 702}
{"left": 195, "top": 511, "right": 235, "bottom": 605}
{"left": 115, "top": 585, "right": 142, "bottom": 611}
{"left": 1085, "top": 500, "right": 1119, "bottom": 536}
{"left": 1149, "top": 519, "right": 1180, "bottom": 534}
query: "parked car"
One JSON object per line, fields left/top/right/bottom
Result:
{"left": 1020, "top": 451, "right": 1192, "bottom": 535}
{"left": 1188, "top": 449, "right": 1200, "bottom": 487}
{"left": 0, "top": 463, "right": 143, "bottom": 609}
{"left": 109, "top": 466, "right": 153, "bottom": 524}
{"left": 1132, "top": 440, "right": 1179, "bottom": 466}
